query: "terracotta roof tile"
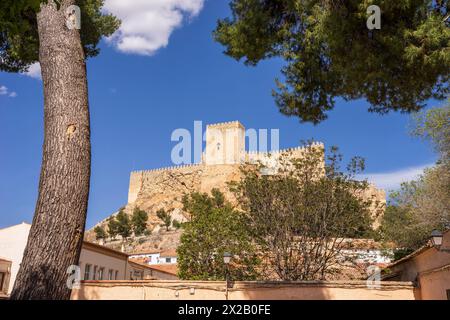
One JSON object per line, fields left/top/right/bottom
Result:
{"left": 160, "top": 249, "right": 177, "bottom": 257}
{"left": 146, "top": 264, "right": 178, "bottom": 276}
{"left": 130, "top": 249, "right": 161, "bottom": 255}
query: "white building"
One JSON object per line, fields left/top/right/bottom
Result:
{"left": 0, "top": 222, "right": 31, "bottom": 295}
{"left": 159, "top": 249, "right": 177, "bottom": 264}
{"left": 129, "top": 250, "right": 161, "bottom": 265}
{"left": 129, "top": 248, "right": 178, "bottom": 265}
{"left": 339, "top": 249, "right": 392, "bottom": 265}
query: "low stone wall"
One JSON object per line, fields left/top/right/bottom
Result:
{"left": 418, "top": 264, "right": 450, "bottom": 300}
{"left": 71, "top": 280, "right": 415, "bottom": 300}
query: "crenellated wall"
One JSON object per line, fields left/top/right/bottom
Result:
{"left": 86, "top": 122, "right": 385, "bottom": 252}
{"left": 127, "top": 143, "right": 326, "bottom": 204}
{"left": 128, "top": 164, "right": 204, "bottom": 203}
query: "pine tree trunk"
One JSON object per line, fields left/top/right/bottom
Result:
{"left": 10, "top": 0, "right": 90, "bottom": 300}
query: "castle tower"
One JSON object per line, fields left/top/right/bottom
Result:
{"left": 204, "top": 121, "right": 245, "bottom": 165}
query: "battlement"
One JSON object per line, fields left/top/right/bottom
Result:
{"left": 246, "top": 142, "right": 324, "bottom": 156}
{"left": 131, "top": 163, "right": 203, "bottom": 175}
{"left": 128, "top": 121, "right": 325, "bottom": 203}
{"left": 206, "top": 120, "right": 244, "bottom": 129}
{"left": 128, "top": 164, "right": 205, "bottom": 203}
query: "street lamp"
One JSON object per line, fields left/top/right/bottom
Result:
{"left": 431, "top": 230, "right": 443, "bottom": 248}
{"left": 430, "top": 230, "right": 450, "bottom": 252}
{"left": 223, "top": 252, "right": 232, "bottom": 300}
{"left": 223, "top": 252, "right": 232, "bottom": 265}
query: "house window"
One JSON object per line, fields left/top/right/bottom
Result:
{"left": 165, "top": 257, "right": 171, "bottom": 263}
{"left": 115, "top": 270, "right": 119, "bottom": 280}
{"left": 98, "top": 267, "right": 104, "bottom": 280}
{"left": 133, "top": 270, "right": 143, "bottom": 280}
{"left": 0, "top": 272, "right": 5, "bottom": 292}
{"left": 446, "top": 289, "right": 450, "bottom": 300}
{"left": 84, "top": 264, "right": 91, "bottom": 280}
{"left": 93, "top": 266, "right": 97, "bottom": 280}
{"left": 108, "top": 269, "right": 113, "bottom": 280}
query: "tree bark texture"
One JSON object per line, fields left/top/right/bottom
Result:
{"left": 10, "top": 0, "right": 91, "bottom": 300}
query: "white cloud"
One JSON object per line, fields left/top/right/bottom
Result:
{"left": 23, "top": 62, "right": 42, "bottom": 79}
{"left": 0, "top": 85, "right": 17, "bottom": 98}
{"left": 0, "top": 85, "right": 7, "bottom": 95}
{"left": 103, "top": 0, "right": 205, "bottom": 55}
{"left": 357, "top": 163, "right": 433, "bottom": 191}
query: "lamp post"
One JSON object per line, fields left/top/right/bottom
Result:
{"left": 431, "top": 230, "right": 443, "bottom": 247}
{"left": 223, "top": 252, "right": 232, "bottom": 300}
{"left": 430, "top": 230, "right": 450, "bottom": 252}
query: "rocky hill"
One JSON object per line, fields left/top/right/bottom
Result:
{"left": 84, "top": 163, "right": 243, "bottom": 252}
{"left": 85, "top": 161, "right": 385, "bottom": 254}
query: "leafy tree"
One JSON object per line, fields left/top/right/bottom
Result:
{"left": 178, "top": 189, "right": 260, "bottom": 280}
{"left": 410, "top": 102, "right": 450, "bottom": 228}
{"left": 2, "top": 0, "right": 119, "bottom": 299}
{"left": 116, "top": 210, "right": 132, "bottom": 240}
{"left": 379, "top": 102, "right": 450, "bottom": 257}
{"left": 214, "top": 1, "right": 449, "bottom": 124}
{"left": 94, "top": 226, "right": 107, "bottom": 241}
{"left": 379, "top": 166, "right": 450, "bottom": 253}
{"left": 378, "top": 204, "right": 430, "bottom": 252}
{"left": 107, "top": 216, "right": 119, "bottom": 240}
{"left": 231, "top": 145, "right": 376, "bottom": 280}
{"left": 156, "top": 209, "right": 173, "bottom": 231}
{"left": 411, "top": 101, "right": 450, "bottom": 162}
{"left": 131, "top": 207, "right": 148, "bottom": 236}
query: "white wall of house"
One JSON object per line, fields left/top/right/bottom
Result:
{"left": 0, "top": 222, "right": 149, "bottom": 295}
{"left": 129, "top": 253, "right": 161, "bottom": 265}
{"left": 159, "top": 256, "right": 177, "bottom": 264}
{"left": 0, "top": 222, "right": 31, "bottom": 294}
{"left": 79, "top": 246, "right": 128, "bottom": 281}
{"left": 340, "top": 249, "right": 392, "bottom": 264}
{"left": 128, "top": 253, "right": 178, "bottom": 265}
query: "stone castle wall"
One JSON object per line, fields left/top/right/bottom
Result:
{"left": 129, "top": 163, "right": 242, "bottom": 211}
{"left": 86, "top": 122, "right": 385, "bottom": 251}
{"left": 128, "top": 142, "right": 326, "bottom": 205}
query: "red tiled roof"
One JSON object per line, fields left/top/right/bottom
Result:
{"left": 82, "top": 241, "right": 129, "bottom": 259}
{"left": 147, "top": 264, "right": 178, "bottom": 276}
{"left": 128, "top": 259, "right": 155, "bottom": 270}
{"left": 160, "top": 249, "right": 177, "bottom": 257}
{"left": 129, "top": 257, "right": 148, "bottom": 264}
{"left": 130, "top": 249, "right": 161, "bottom": 255}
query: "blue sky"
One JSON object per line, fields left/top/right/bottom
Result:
{"left": 0, "top": 1, "right": 440, "bottom": 229}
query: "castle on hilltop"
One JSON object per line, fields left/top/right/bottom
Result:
{"left": 128, "top": 121, "right": 324, "bottom": 203}
{"left": 86, "top": 121, "right": 385, "bottom": 250}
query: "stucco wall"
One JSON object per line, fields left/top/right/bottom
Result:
{"left": 384, "top": 230, "right": 450, "bottom": 300}
{"left": 387, "top": 232, "right": 450, "bottom": 283}
{"left": 0, "top": 223, "right": 30, "bottom": 293}
{"left": 79, "top": 246, "right": 128, "bottom": 280}
{"left": 71, "top": 280, "right": 415, "bottom": 300}
{"left": 418, "top": 264, "right": 450, "bottom": 300}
